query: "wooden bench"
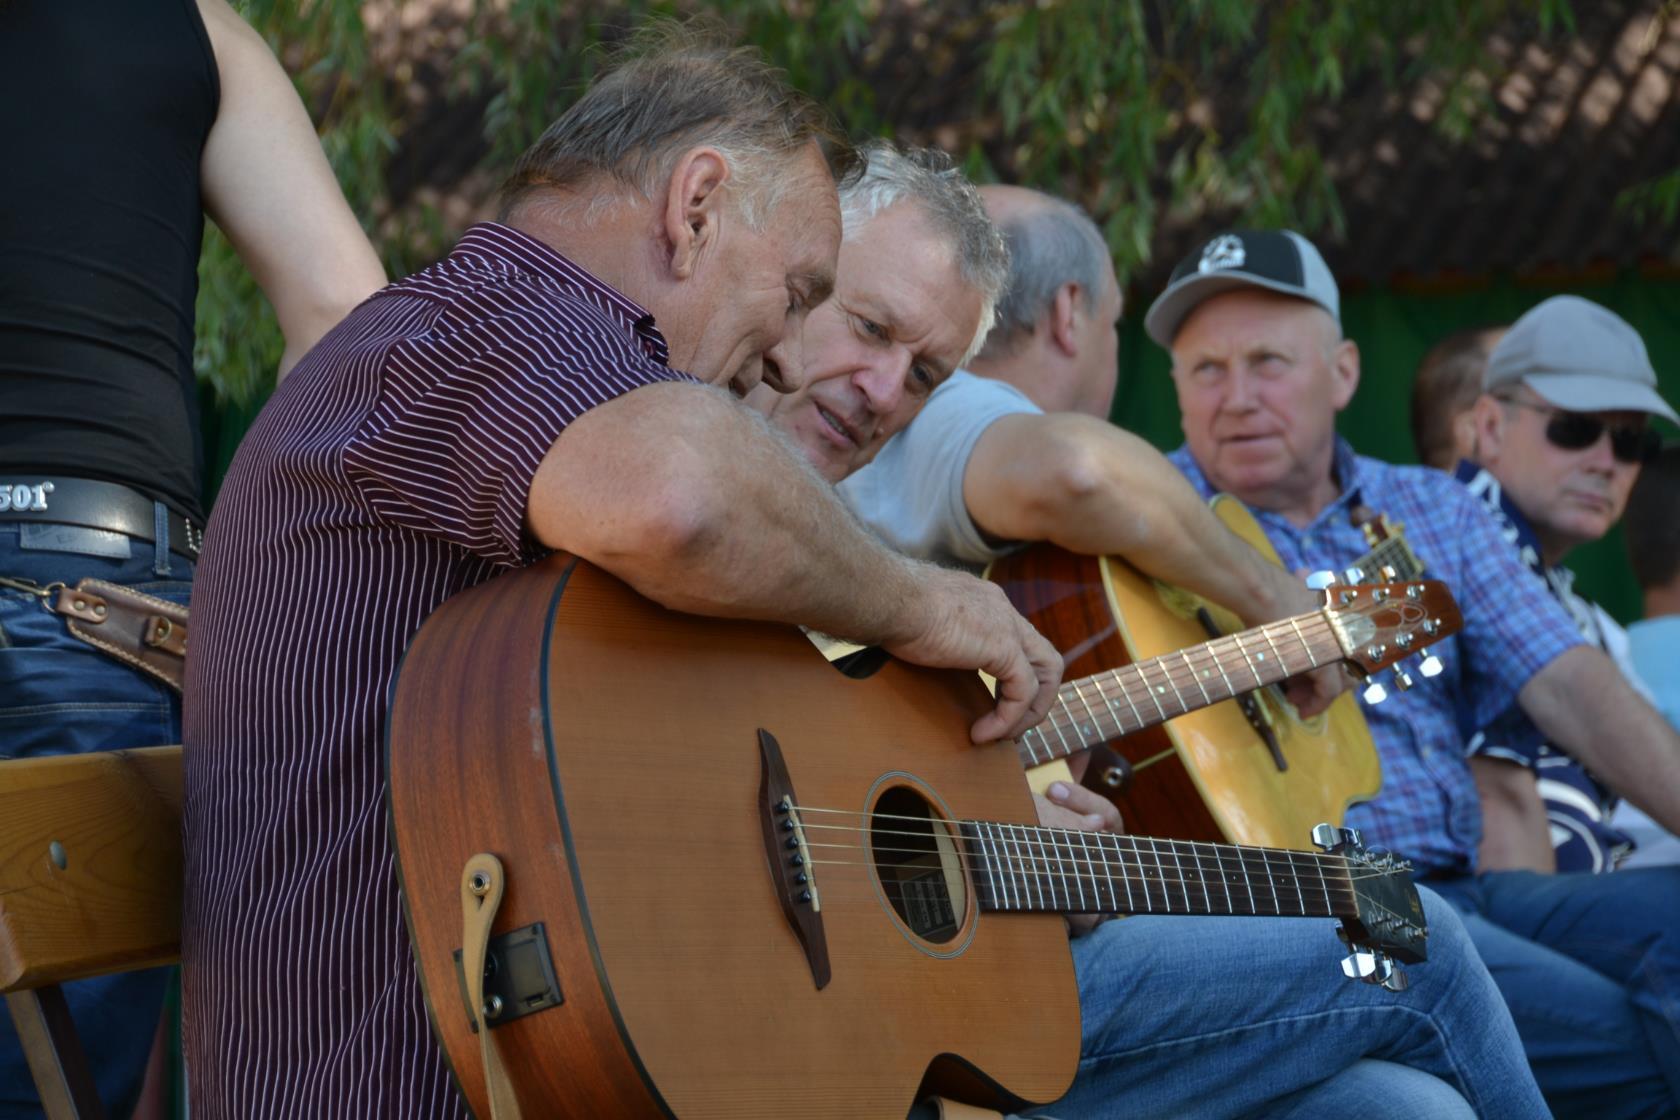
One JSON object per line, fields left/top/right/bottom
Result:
{"left": 0, "top": 745, "right": 182, "bottom": 1119}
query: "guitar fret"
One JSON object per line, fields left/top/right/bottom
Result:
{"left": 1073, "top": 829, "right": 1096, "bottom": 912}
{"left": 1111, "top": 834, "right": 1136, "bottom": 912}
{"left": 1258, "top": 847, "right": 1283, "bottom": 914}
{"left": 987, "top": 823, "right": 1020, "bottom": 910}
{"left": 1139, "top": 660, "right": 1172, "bottom": 724}
{"left": 1016, "top": 825, "right": 1048, "bottom": 911}
{"left": 1165, "top": 839, "right": 1197, "bottom": 913}
{"left": 1147, "top": 837, "right": 1168, "bottom": 912}
{"left": 1070, "top": 677, "right": 1105, "bottom": 746}
{"left": 1204, "top": 841, "right": 1234, "bottom": 913}
{"left": 1107, "top": 670, "right": 1147, "bottom": 734}
{"left": 1058, "top": 829, "right": 1078, "bottom": 911}
{"left": 1209, "top": 645, "right": 1239, "bottom": 698}
{"left": 1044, "top": 712, "right": 1076, "bottom": 762}
{"left": 1286, "top": 616, "right": 1318, "bottom": 668}
{"left": 1180, "top": 648, "right": 1213, "bottom": 708}
{"left": 1230, "top": 630, "right": 1264, "bottom": 691}
{"left": 1260, "top": 625, "right": 1284, "bottom": 676}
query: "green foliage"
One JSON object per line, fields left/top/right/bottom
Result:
{"left": 198, "top": 0, "right": 1580, "bottom": 404}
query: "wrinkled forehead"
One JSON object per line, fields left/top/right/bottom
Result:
{"left": 1169, "top": 289, "right": 1338, "bottom": 360}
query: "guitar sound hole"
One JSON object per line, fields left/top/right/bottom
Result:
{"left": 870, "top": 786, "right": 965, "bottom": 944}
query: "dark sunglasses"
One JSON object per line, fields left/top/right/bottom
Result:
{"left": 1497, "top": 397, "right": 1662, "bottom": 465}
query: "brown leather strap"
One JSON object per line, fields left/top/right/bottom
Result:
{"left": 52, "top": 579, "right": 188, "bottom": 693}
{"left": 461, "top": 854, "right": 523, "bottom": 1120}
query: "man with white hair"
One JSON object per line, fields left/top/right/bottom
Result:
{"left": 764, "top": 177, "right": 1548, "bottom": 1120}
{"left": 1150, "top": 228, "right": 1680, "bottom": 1117}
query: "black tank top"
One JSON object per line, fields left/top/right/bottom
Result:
{"left": 0, "top": 0, "right": 220, "bottom": 523}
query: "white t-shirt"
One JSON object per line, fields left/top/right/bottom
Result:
{"left": 839, "top": 370, "right": 1039, "bottom": 573}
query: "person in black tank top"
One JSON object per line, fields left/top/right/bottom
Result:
{"left": 0, "top": 2, "right": 383, "bottom": 1115}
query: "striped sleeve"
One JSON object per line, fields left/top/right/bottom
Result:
{"left": 341, "top": 293, "right": 692, "bottom": 567}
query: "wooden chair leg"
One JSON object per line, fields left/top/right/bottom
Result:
{"left": 5, "top": 986, "right": 107, "bottom": 1120}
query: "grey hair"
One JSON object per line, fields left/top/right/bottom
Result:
{"left": 839, "top": 141, "right": 1008, "bottom": 364}
{"left": 977, "top": 195, "right": 1111, "bottom": 360}
{"left": 498, "top": 20, "right": 857, "bottom": 228}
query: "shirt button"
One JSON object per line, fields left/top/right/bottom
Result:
{"left": 1301, "top": 535, "right": 1314, "bottom": 548}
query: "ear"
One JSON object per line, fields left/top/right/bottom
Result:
{"left": 660, "top": 147, "right": 731, "bottom": 280}
{"left": 1450, "top": 409, "right": 1480, "bottom": 465}
{"left": 1328, "top": 338, "right": 1361, "bottom": 410}
{"left": 1469, "top": 393, "right": 1509, "bottom": 464}
{"left": 1048, "top": 282, "right": 1082, "bottom": 357}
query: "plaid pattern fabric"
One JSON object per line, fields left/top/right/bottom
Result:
{"left": 1169, "top": 440, "right": 1584, "bottom": 875}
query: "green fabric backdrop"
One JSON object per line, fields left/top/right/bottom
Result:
{"left": 204, "top": 271, "right": 1680, "bottom": 624}
{"left": 1112, "top": 271, "right": 1680, "bottom": 625}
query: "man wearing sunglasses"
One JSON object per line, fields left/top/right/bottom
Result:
{"left": 1456, "top": 296, "right": 1678, "bottom": 878}
{"left": 1150, "top": 231, "right": 1680, "bottom": 1117}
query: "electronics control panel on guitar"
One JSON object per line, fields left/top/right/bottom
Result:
{"left": 386, "top": 557, "right": 1430, "bottom": 1119}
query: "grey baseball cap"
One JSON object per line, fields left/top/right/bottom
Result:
{"left": 1484, "top": 295, "right": 1677, "bottom": 423}
{"left": 1145, "top": 229, "right": 1339, "bottom": 347}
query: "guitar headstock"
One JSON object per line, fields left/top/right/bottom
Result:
{"left": 1321, "top": 579, "right": 1464, "bottom": 684}
{"left": 1311, "top": 824, "right": 1428, "bottom": 991}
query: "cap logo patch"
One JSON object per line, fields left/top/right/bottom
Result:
{"left": 1198, "top": 234, "right": 1246, "bottom": 273}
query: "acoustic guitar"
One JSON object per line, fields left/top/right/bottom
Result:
{"left": 387, "top": 556, "right": 1428, "bottom": 1119}
{"left": 988, "top": 496, "right": 1447, "bottom": 849}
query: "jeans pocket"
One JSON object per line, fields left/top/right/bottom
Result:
{"left": 0, "top": 644, "right": 179, "bottom": 758}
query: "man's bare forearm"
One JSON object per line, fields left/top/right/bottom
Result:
{"left": 1469, "top": 756, "right": 1557, "bottom": 873}
{"left": 1519, "top": 646, "right": 1680, "bottom": 834}
{"left": 966, "top": 413, "right": 1313, "bottom": 625}
{"left": 531, "top": 383, "right": 925, "bottom": 642}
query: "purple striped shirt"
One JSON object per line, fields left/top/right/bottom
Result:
{"left": 181, "top": 223, "right": 693, "bottom": 1117}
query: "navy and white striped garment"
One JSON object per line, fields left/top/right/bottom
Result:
{"left": 181, "top": 223, "right": 693, "bottom": 1117}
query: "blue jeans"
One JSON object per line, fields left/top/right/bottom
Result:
{"left": 1022, "top": 887, "right": 1546, "bottom": 1119}
{"left": 0, "top": 521, "right": 193, "bottom": 1120}
{"left": 1429, "top": 868, "right": 1680, "bottom": 1120}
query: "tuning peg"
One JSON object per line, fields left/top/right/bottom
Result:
{"left": 1341, "top": 949, "right": 1409, "bottom": 991}
{"left": 1362, "top": 681, "right": 1388, "bottom": 705}
{"left": 1343, "top": 566, "right": 1366, "bottom": 584}
{"left": 1393, "top": 668, "right": 1415, "bottom": 691}
{"left": 1419, "top": 654, "right": 1443, "bottom": 678}
{"left": 1311, "top": 823, "right": 1362, "bottom": 852}
{"left": 1379, "top": 565, "right": 1398, "bottom": 580}
{"left": 1305, "top": 570, "right": 1339, "bottom": 590}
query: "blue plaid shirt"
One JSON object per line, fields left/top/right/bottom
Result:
{"left": 1168, "top": 439, "right": 1585, "bottom": 876}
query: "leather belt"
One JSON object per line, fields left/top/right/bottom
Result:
{"left": 0, "top": 477, "right": 201, "bottom": 560}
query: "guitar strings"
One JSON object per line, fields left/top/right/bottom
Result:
{"left": 1023, "top": 615, "right": 1343, "bottom": 751}
{"left": 1023, "top": 590, "right": 1438, "bottom": 757}
{"left": 777, "top": 806, "right": 1386, "bottom": 900}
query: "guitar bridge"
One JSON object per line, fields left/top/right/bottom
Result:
{"left": 757, "top": 729, "right": 832, "bottom": 989}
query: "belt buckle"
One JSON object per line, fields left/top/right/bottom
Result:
{"left": 0, "top": 481, "right": 55, "bottom": 513}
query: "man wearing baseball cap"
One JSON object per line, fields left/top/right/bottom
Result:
{"left": 1148, "top": 230, "right": 1680, "bottom": 1117}
{"left": 1455, "top": 296, "right": 1677, "bottom": 876}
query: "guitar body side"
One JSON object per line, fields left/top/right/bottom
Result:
{"left": 989, "top": 498, "right": 1381, "bottom": 849}
{"left": 389, "top": 557, "right": 1080, "bottom": 1119}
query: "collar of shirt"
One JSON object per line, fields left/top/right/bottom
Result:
{"left": 1452, "top": 461, "right": 1546, "bottom": 577}
{"left": 1171, "top": 436, "right": 1369, "bottom": 538}
{"left": 448, "top": 223, "right": 671, "bottom": 365}
{"left": 1452, "top": 460, "right": 1604, "bottom": 645}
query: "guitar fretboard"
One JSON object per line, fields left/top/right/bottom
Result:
{"left": 1357, "top": 533, "right": 1424, "bottom": 582}
{"left": 959, "top": 820, "right": 1358, "bottom": 918}
{"left": 1015, "top": 611, "right": 1343, "bottom": 766}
